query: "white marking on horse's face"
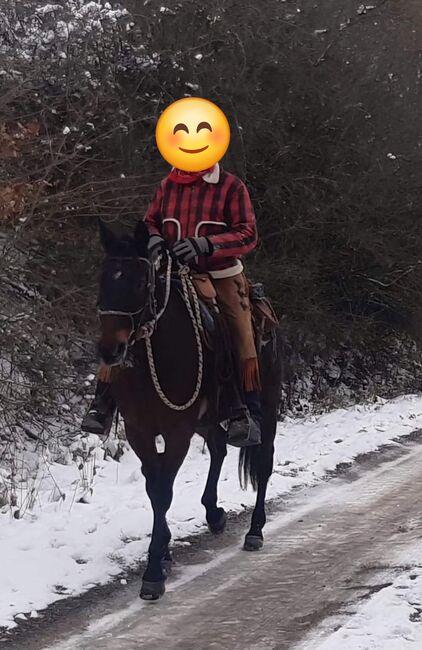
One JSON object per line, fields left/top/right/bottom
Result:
{"left": 113, "top": 271, "right": 123, "bottom": 280}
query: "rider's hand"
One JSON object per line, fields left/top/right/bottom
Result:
{"left": 172, "top": 237, "right": 212, "bottom": 264}
{"left": 148, "top": 235, "right": 166, "bottom": 262}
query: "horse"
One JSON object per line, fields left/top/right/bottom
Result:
{"left": 96, "top": 219, "right": 282, "bottom": 600}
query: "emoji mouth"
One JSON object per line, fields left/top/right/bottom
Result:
{"left": 179, "top": 145, "right": 209, "bottom": 154}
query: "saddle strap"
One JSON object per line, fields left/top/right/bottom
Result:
{"left": 252, "top": 298, "right": 278, "bottom": 328}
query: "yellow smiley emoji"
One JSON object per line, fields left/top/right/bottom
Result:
{"left": 155, "top": 97, "right": 230, "bottom": 172}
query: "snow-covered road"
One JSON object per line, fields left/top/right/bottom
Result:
{"left": 35, "top": 429, "right": 422, "bottom": 650}
{"left": 2, "top": 394, "right": 422, "bottom": 644}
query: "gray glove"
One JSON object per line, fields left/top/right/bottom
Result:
{"left": 172, "top": 237, "right": 212, "bottom": 264}
{"left": 148, "top": 235, "right": 166, "bottom": 262}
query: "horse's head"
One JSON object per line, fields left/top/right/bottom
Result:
{"left": 97, "top": 219, "right": 152, "bottom": 366}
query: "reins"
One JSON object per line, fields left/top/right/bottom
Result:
{"left": 143, "top": 255, "right": 204, "bottom": 411}
{"left": 99, "top": 251, "right": 204, "bottom": 412}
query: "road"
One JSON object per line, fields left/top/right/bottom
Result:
{"left": 28, "top": 441, "right": 422, "bottom": 650}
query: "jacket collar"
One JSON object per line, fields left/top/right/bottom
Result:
{"left": 202, "top": 163, "right": 220, "bottom": 184}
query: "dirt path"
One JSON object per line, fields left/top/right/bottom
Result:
{"left": 24, "top": 441, "right": 422, "bottom": 650}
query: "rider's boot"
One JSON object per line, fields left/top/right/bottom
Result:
{"left": 226, "top": 390, "right": 262, "bottom": 448}
{"left": 81, "top": 381, "right": 116, "bottom": 439}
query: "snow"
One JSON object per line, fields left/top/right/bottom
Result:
{"left": 0, "top": 1, "right": 130, "bottom": 65}
{"left": 160, "top": 6, "right": 176, "bottom": 15}
{"left": 36, "top": 5, "right": 62, "bottom": 16}
{"left": 301, "top": 540, "right": 422, "bottom": 650}
{"left": 2, "top": 394, "right": 422, "bottom": 629}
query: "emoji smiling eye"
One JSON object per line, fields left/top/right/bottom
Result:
{"left": 173, "top": 123, "right": 189, "bottom": 134}
{"left": 197, "top": 121, "right": 212, "bottom": 132}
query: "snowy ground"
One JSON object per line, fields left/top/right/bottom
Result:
{"left": 2, "top": 394, "right": 422, "bottom": 630}
{"left": 300, "top": 539, "right": 422, "bottom": 650}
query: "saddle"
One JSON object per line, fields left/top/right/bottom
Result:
{"left": 248, "top": 281, "right": 279, "bottom": 354}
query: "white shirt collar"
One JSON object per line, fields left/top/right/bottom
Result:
{"left": 202, "top": 163, "right": 220, "bottom": 184}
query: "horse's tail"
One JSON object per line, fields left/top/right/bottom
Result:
{"left": 238, "top": 446, "right": 260, "bottom": 491}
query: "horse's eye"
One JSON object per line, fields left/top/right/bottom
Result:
{"left": 113, "top": 271, "right": 122, "bottom": 280}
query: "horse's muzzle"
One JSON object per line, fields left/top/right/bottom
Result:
{"left": 98, "top": 337, "right": 129, "bottom": 367}
{"left": 98, "top": 340, "right": 128, "bottom": 366}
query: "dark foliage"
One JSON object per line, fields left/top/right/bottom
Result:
{"left": 0, "top": 0, "right": 422, "bottom": 433}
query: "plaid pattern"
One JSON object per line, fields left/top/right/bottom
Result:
{"left": 144, "top": 168, "right": 257, "bottom": 272}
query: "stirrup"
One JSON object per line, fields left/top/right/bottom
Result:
{"left": 226, "top": 411, "right": 261, "bottom": 448}
{"left": 81, "top": 407, "right": 115, "bottom": 439}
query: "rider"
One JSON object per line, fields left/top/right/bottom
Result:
{"left": 82, "top": 162, "right": 262, "bottom": 447}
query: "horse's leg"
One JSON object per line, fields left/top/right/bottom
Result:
{"left": 141, "top": 463, "right": 173, "bottom": 599}
{"left": 140, "top": 431, "right": 191, "bottom": 601}
{"left": 201, "top": 428, "right": 228, "bottom": 534}
{"left": 244, "top": 410, "right": 277, "bottom": 551}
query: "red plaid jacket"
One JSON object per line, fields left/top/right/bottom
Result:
{"left": 144, "top": 165, "right": 257, "bottom": 275}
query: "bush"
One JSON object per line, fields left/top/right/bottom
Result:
{"left": 0, "top": 0, "right": 421, "bottom": 448}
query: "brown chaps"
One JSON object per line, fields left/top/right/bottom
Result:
{"left": 212, "top": 272, "right": 260, "bottom": 392}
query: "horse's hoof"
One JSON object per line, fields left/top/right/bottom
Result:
{"left": 243, "top": 535, "right": 263, "bottom": 551}
{"left": 140, "top": 580, "right": 166, "bottom": 601}
{"left": 161, "top": 558, "right": 173, "bottom": 577}
{"left": 208, "top": 509, "right": 227, "bottom": 535}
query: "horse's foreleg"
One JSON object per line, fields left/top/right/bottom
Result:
{"left": 141, "top": 433, "right": 191, "bottom": 601}
{"left": 141, "top": 467, "right": 173, "bottom": 599}
{"left": 244, "top": 413, "right": 277, "bottom": 552}
{"left": 201, "top": 429, "right": 227, "bottom": 534}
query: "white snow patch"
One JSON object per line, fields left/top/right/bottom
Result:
{"left": 1, "top": 394, "right": 422, "bottom": 628}
{"left": 35, "top": 5, "right": 62, "bottom": 15}
{"left": 302, "top": 539, "right": 422, "bottom": 650}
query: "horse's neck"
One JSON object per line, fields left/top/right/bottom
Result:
{"left": 158, "top": 286, "right": 191, "bottom": 332}
{"left": 144, "top": 284, "right": 195, "bottom": 355}
{"left": 132, "top": 282, "right": 202, "bottom": 407}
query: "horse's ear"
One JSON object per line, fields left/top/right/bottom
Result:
{"left": 134, "top": 220, "right": 150, "bottom": 253}
{"left": 98, "top": 218, "right": 115, "bottom": 252}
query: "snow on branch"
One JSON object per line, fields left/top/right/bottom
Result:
{"left": 0, "top": 1, "right": 131, "bottom": 66}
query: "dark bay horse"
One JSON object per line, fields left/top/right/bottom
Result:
{"left": 97, "top": 219, "right": 282, "bottom": 600}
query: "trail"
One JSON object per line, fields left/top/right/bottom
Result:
{"left": 38, "top": 442, "right": 422, "bottom": 650}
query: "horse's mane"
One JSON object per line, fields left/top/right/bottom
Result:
{"left": 109, "top": 235, "right": 139, "bottom": 257}
{"left": 106, "top": 230, "right": 148, "bottom": 258}
{"left": 100, "top": 219, "right": 149, "bottom": 258}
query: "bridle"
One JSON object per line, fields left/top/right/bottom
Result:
{"left": 98, "top": 251, "right": 173, "bottom": 347}
{"left": 98, "top": 254, "right": 165, "bottom": 347}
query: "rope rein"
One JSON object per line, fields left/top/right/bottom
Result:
{"left": 140, "top": 254, "right": 204, "bottom": 412}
